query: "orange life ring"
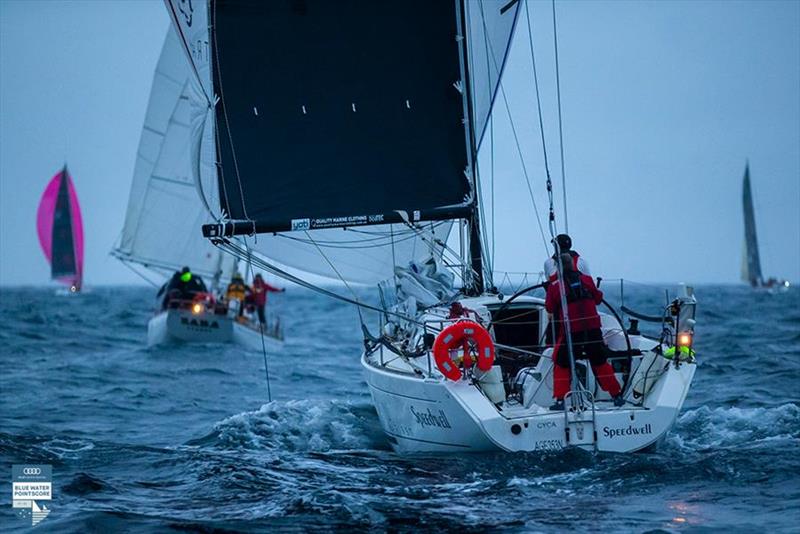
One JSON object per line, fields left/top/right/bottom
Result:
{"left": 432, "top": 320, "right": 495, "bottom": 381}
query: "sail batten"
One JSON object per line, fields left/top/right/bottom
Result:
{"left": 209, "top": 0, "right": 472, "bottom": 233}
{"left": 161, "top": 0, "right": 522, "bottom": 285}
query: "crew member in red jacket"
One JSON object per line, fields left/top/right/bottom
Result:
{"left": 251, "top": 273, "right": 284, "bottom": 325}
{"left": 543, "top": 233, "right": 591, "bottom": 282}
{"left": 545, "top": 253, "right": 623, "bottom": 410}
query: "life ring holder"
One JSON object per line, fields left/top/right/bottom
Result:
{"left": 432, "top": 320, "right": 495, "bottom": 381}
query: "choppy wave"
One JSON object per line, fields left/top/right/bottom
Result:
{"left": 673, "top": 403, "right": 800, "bottom": 449}
{"left": 191, "top": 399, "right": 387, "bottom": 453}
{"left": 1, "top": 285, "right": 799, "bottom": 532}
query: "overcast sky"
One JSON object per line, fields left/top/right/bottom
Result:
{"left": 1, "top": 0, "right": 798, "bottom": 287}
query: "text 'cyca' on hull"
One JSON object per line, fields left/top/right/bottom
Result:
{"left": 363, "top": 291, "right": 697, "bottom": 454}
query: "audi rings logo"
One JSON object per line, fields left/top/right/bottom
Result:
{"left": 23, "top": 468, "right": 42, "bottom": 475}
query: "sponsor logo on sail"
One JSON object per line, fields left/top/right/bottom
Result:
{"left": 12, "top": 464, "right": 52, "bottom": 527}
{"left": 602, "top": 423, "right": 653, "bottom": 438}
{"left": 410, "top": 407, "right": 452, "bottom": 429}
{"left": 291, "top": 218, "right": 311, "bottom": 231}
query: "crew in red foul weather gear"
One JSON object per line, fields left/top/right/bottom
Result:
{"left": 251, "top": 273, "right": 284, "bottom": 325}
{"left": 543, "top": 233, "right": 591, "bottom": 282}
{"left": 545, "top": 253, "right": 623, "bottom": 409}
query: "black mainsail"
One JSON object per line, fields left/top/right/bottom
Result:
{"left": 742, "top": 163, "right": 763, "bottom": 287}
{"left": 165, "top": 0, "right": 520, "bottom": 291}
{"left": 51, "top": 168, "right": 78, "bottom": 279}
{"left": 211, "top": 1, "right": 472, "bottom": 232}
{"left": 36, "top": 166, "right": 84, "bottom": 290}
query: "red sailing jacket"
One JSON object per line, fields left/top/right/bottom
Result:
{"left": 547, "top": 251, "right": 581, "bottom": 282}
{"left": 252, "top": 279, "right": 281, "bottom": 306}
{"left": 545, "top": 274, "right": 603, "bottom": 332}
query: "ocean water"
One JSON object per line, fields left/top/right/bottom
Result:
{"left": 1, "top": 284, "right": 798, "bottom": 532}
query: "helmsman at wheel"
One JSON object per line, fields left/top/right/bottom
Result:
{"left": 543, "top": 233, "right": 590, "bottom": 281}
{"left": 545, "top": 253, "right": 624, "bottom": 410}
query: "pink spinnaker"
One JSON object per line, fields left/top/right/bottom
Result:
{"left": 36, "top": 167, "right": 84, "bottom": 288}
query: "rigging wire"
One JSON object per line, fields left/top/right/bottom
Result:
{"left": 211, "top": 1, "right": 251, "bottom": 227}
{"left": 209, "top": 4, "right": 234, "bottom": 219}
{"left": 241, "top": 235, "right": 273, "bottom": 402}
{"left": 466, "top": 18, "right": 495, "bottom": 286}
{"left": 274, "top": 228, "right": 428, "bottom": 249}
{"left": 211, "top": 237, "right": 427, "bottom": 326}
{"left": 551, "top": 0, "right": 569, "bottom": 233}
{"left": 481, "top": 7, "right": 497, "bottom": 281}
{"left": 524, "top": 0, "right": 582, "bottom": 404}
{"left": 119, "top": 260, "right": 161, "bottom": 288}
{"left": 490, "top": 114, "right": 496, "bottom": 275}
{"left": 270, "top": 222, "right": 466, "bottom": 286}
{"left": 259, "top": 326, "right": 273, "bottom": 403}
{"left": 479, "top": 1, "right": 549, "bottom": 252}
{"left": 498, "top": 83, "right": 549, "bottom": 250}
{"left": 303, "top": 231, "right": 367, "bottom": 325}
{"left": 523, "top": 0, "right": 552, "bottom": 187}
{"left": 398, "top": 221, "right": 471, "bottom": 284}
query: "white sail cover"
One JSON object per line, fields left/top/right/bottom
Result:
{"left": 114, "top": 27, "right": 228, "bottom": 280}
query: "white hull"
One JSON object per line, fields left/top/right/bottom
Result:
{"left": 363, "top": 351, "right": 695, "bottom": 453}
{"left": 362, "top": 293, "right": 697, "bottom": 454}
{"left": 147, "top": 309, "right": 282, "bottom": 351}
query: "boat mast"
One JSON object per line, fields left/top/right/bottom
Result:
{"left": 467, "top": 208, "right": 485, "bottom": 295}
{"left": 458, "top": 0, "right": 485, "bottom": 296}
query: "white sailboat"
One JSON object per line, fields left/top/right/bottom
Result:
{"left": 164, "top": 0, "right": 698, "bottom": 453}
{"left": 113, "top": 27, "right": 283, "bottom": 350}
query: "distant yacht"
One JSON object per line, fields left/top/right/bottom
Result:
{"left": 112, "top": 28, "right": 283, "bottom": 349}
{"left": 36, "top": 165, "right": 84, "bottom": 293}
{"left": 741, "top": 163, "right": 790, "bottom": 292}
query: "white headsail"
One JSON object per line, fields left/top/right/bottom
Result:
{"left": 113, "top": 27, "right": 229, "bottom": 280}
